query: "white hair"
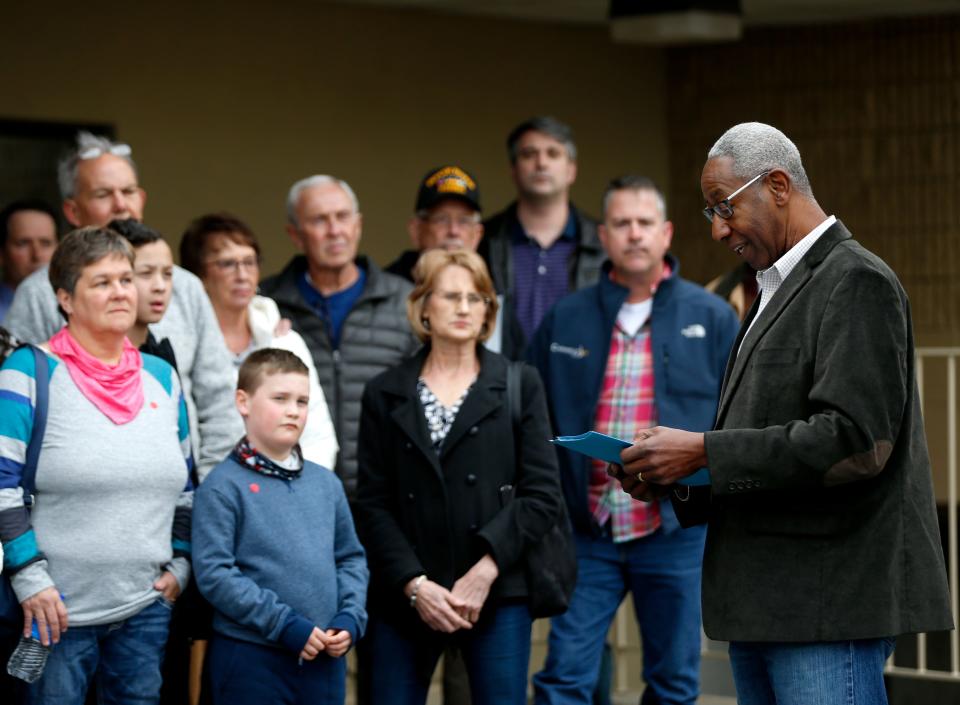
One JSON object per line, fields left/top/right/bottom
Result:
{"left": 707, "top": 122, "right": 812, "bottom": 196}
{"left": 286, "top": 175, "right": 360, "bottom": 226}
{"left": 57, "top": 131, "right": 138, "bottom": 200}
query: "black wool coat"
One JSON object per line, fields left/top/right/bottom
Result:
{"left": 354, "top": 345, "right": 563, "bottom": 636}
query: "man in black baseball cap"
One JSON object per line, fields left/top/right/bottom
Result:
{"left": 385, "top": 165, "right": 484, "bottom": 282}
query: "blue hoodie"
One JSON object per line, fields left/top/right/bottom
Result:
{"left": 527, "top": 256, "right": 739, "bottom": 535}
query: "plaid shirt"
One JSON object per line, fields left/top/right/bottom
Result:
{"left": 587, "top": 267, "right": 672, "bottom": 542}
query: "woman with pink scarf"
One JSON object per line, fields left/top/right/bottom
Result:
{"left": 0, "top": 227, "right": 193, "bottom": 705}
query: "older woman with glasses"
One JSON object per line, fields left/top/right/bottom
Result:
{"left": 179, "top": 213, "right": 337, "bottom": 469}
{"left": 355, "top": 248, "right": 563, "bottom": 705}
{"left": 0, "top": 227, "right": 193, "bottom": 704}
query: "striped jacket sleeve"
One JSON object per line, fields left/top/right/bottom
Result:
{"left": 0, "top": 347, "right": 55, "bottom": 600}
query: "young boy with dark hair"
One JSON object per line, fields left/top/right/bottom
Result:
{"left": 192, "top": 348, "right": 368, "bottom": 705}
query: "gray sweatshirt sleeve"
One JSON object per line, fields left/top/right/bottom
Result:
{"left": 155, "top": 269, "right": 242, "bottom": 481}
{"left": 4, "top": 266, "right": 62, "bottom": 343}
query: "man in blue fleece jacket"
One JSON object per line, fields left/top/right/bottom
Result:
{"left": 192, "top": 348, "right": 368, "bottom": 705}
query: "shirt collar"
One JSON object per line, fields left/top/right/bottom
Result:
{"left": 510, "top": 205, "right": 578, "bottom": 245}
{"left": 760, "top": 214, "right": 836, "bottom": 285}
{"left": 298, "top": 264, "right": 367, "bottom": 309}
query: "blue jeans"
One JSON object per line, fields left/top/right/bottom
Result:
{"left": 206, "top": 633, "right": 346, "bottom": 705}
{"left": 27, "top": 596, "right": 172, "bottom": 705}
{"left": 533, "top": 525, "right": 706, "bottom": 705}
{"left": 728, "top": 638, "right": 896, "bottom": 705}
{"left": 365, "top": 602, "right": 532, "bottom": 705}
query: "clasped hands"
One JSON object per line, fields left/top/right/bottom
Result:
{"left": 609, "top": 427, "right": 707, "bottom": 502}
{"left": 405, "top": 554, "right": 499, "bottom": 633}
{"left": 300, "top": 627, "right": 352, "bottom": 661}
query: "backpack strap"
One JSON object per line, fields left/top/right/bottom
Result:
{"left": 20, "top": 344, "right": 50, "bottom": 504}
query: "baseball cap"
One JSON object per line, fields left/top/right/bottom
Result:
{"left": 415, "top": 165, "right": 481, "bottom": 213}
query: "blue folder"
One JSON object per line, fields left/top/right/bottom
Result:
{"left": 550, "top": 431, "right": 711, "bottom": 486}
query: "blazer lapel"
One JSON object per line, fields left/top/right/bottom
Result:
{"left": 715, "top": 221, "right": 852, "bottom": 425}
{"left": 717, "top": 297, "right": 760, "bottom": 413}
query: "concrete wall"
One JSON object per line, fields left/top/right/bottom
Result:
{"left": 0, "top": 1, "right": 668, "bottom": 274}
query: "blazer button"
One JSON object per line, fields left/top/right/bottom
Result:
{"left": 737, "top": 481, "right": 745, "bottom": 490}
{"left": 406, "top": 492, "right": 415, "bottom": 502}
{"left": 728, "top": 482, "right": 737, "bottom": 492}
{"left": 754, "top": 480, "right": 762, "bottom": 488}
{"left": 466, "top": 474, "right": 477, "bottom": 486}
{"left": 469, "top": 523, "right": 478, "bottom": 532}
{"left": 405, "top": 442, "right": 412, "bottom": 450}
{"left": 469, "top": 426, "right": 479, "bottom": 435}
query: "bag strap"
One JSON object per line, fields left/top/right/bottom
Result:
{"left": 506, "top": 360, "right": 525, "bottom": 484}
{"left": 20, "top": 344, "right": 51, "bottom": 501}
{"left": 506, "top": 360, "right": 522, "bottom": 438}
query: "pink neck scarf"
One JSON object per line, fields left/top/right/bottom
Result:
{"left": 49, "top": 327, "right": 144, "bottom": 425}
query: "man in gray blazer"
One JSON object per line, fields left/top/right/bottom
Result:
{"left": 614, "top": 122, "right": 952, "bottom": 704}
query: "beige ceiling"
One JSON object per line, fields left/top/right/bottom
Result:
{"left": 326, "top": 0, "right": 960, "bottom": 27}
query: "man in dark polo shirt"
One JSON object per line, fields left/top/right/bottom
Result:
{"left": 480, "top": 116, "right": 604, "bottom": 359}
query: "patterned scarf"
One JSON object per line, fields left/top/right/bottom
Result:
{"left": 49, "top": 327, "right": 143, "bottom": 425}
{"left": 230, "top": 436, "right": 303, "bottom": 481}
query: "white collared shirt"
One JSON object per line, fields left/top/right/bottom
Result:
{"left": 740, "top": 215, "right": 837, "bottom": 351}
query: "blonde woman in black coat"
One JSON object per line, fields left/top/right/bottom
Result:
{"left": 355, "top": 248, "right": 562, "bottom": 705}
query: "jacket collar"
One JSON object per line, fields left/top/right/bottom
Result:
{"left": 264, "top": 254, "right": 391, "bottom": 313}
{"left": 380, "top": 345, "right": 509, "bottom": 476}
{"left": 716, "top": 220, "right": 853, "bottom": 423}
{"left": 596, "top": 252, "right": 680, "bottom": 320}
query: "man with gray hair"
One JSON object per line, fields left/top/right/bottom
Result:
{"left": 4, "top": 131, "right": 241, "bottom": 480}
{"left": 480, "top": 116, "right": 604, "bottom": 359}
{"left": 260, "top": 174, "right": 418, "bottom": 499}
{"left": 615, "top": 122, "right": 952, "bottom": 704}
{"left": 58, "top": 131, "right": 146, "bottom": 226}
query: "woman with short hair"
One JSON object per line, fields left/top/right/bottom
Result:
{"left": 0, "top": 226, "right": 193, "bottom": 704}
{"left": 179, "top": 213, "right": 337, "bottom": 469}
{"left": 355, "top": 248, "right": 563, "bottom": 705}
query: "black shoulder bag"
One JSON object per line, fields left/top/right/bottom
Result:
{"left": 505, "top": 361, "right": 577, "bottom": 619}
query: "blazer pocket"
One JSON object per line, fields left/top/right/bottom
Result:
{"left": 745, "top": 509, "right": 848, "bottom": 537}
{"left": 754, "top": 347, "right": 800, "bottom": 366}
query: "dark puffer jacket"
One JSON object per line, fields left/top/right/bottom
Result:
{"left": 260, "top": 256, "right": 420, "bottom": 498}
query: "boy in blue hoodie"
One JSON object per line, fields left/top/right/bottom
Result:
{"left": 192, "top": 348, "right": 367, "bottom": 705}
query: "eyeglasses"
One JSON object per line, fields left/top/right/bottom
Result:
{"left": 432, "top": 290, "right": 489, "bottom": 307}
{"left": 78, "top": 143, "right": 132, "bottom": 161}
{"left": 419, "top": 213, "right": 481, "bottom": 229}
{"left": 702, "top": 171, "right": 769, "bottom": 223}
{"left": 208, "top": 257, "right": 260, "bottom": 273}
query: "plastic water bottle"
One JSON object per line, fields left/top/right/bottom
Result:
{"left": 6, "top": 621, "right": 50, "bottom": 683}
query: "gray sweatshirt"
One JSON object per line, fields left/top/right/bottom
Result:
{"left": 5, "top": 265, "right": 242, "bottom": 479}
{"left": 0, "top": 349, "right": 193, "bottom": 626}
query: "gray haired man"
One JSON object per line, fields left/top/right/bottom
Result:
{"left": 260, "top": 174, "right": 418, "bottom": 499}
{"left": 4, "top": 131, "right": 241, "bottom": 480}
{"left": 616, "top": 122, "right": 952, "bottom": 705}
